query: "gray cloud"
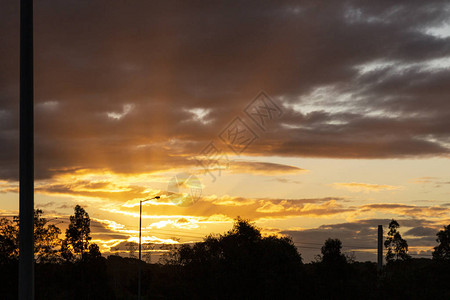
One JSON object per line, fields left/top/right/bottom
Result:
{"left": 1, "top": 0, "right": 450, "bottom": 180}
{"left": 405, "top": 226, "right": 439, "bottom": 237}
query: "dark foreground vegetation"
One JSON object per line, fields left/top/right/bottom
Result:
{"left": 1, "top": 207, "right": 450, "bottom": 299}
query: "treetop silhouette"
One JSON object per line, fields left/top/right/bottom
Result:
{"left": 384, "top": 219, "right": 411, "bottom": 263}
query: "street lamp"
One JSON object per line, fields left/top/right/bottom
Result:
{"left": 138, "top": 196, "right": 160, "bottom": 300}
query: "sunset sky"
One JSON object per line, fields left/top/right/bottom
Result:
{"left": 1, "top": 0, "right": 450, "bottom": 262}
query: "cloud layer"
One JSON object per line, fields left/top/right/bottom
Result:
{"left": 1, "top": 0, "right": 450, "bottom": 180}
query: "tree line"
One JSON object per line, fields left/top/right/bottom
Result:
{"left": 0, "top": 205, "right": 100, "bottom": 264}
{"left": 1, "top": 207, "right": 450, "bottom": 299}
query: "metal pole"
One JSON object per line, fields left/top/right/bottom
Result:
{"left": 137, "top": 196, "right": 158, "bottom": 299}
{"left": 19, "top": 0, "right": 34, "bottom": 299}
{"left": 138, "top": 200, "right": 142, "bottom": 300}
{"left": 377, "top": 225, "right": 383, "bottom": 272}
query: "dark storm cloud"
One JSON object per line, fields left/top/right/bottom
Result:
{"left": 1, "top": 0, "right": 450, "bottom": 180}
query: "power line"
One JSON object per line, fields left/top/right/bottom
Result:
{"left": 89, "top": 226, "right": 205, "bottom": 240}
{"left": 295, "top": 245, "right": 373, "bottom": 253}
{"left": 293, "top": 241, "right": 374, "bottom": 249}
{"left": 89, "top": 224, "right": 208, "bottom": 239}
{"left": 44, "top": 221, "right": 437, "bottom": 257}
{"left": 293, "top": 241, "right": 434, "bottom": 256}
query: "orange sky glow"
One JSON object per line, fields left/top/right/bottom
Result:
{"left": 1, "top": 1, "right": 450, "bottom": 262}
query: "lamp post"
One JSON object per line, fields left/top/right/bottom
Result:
{"left": 138, "top": 196, "right": 160, "bottom": 300}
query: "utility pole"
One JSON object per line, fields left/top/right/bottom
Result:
{"left": 19, "top": 0, "right": 34, "bottom": 299}
{"left": 377, "top": 225, "right": 383, "bottom": 272}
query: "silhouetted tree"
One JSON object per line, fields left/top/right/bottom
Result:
{"left": 81, "top": 243, "right": 102, "bottom": 262}
{"left": 433, "top": 224, "right": 450, "bottom": 260}
{"left": 320, "top": 238, "right": 347, "bottom": 265}
{"left": 314, "top": 238, "right": 351, "bottom": 299}
{"left": 61, "top": 205, "right": 99, "bottom": 261}
{"left": 384, "top": 219, "right": 410, "bottom": 263}
{"left": 1, "top": 210, "right": 62, "bottom": 263}
{"left": 29, "top": 209, "right": 62, "bottom": 263}
{"left": 0, "top": 217, "right": 18, "bottom": 263}
{"left": 169, "top": 217, "right": 303, "bottom": 299}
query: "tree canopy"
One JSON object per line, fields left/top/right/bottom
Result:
{"left": 62, "top": 205, "right": 99, "bottom": 262}
{"left": 433, "top": 224, "right": 450, "bottom": 260}
{"left": 0, "top": 217, "right": 18, "bottom": 263}
{"left": 2, "top": 214, "right": 450, "bottom": 299}
{"left": 384, "top": 219, "right": 411, "bottom": 263}
{"left": 0, "top": 205, "right": 100, "bottom": 264}
{"left": 0, "top": 209, "right": 62, "bottom": 263}
{"left": 170, "top": 217, "right": 303, "bottom": 299}
{"left": 320, "top": 238, "right": 347, "bottom": 265}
